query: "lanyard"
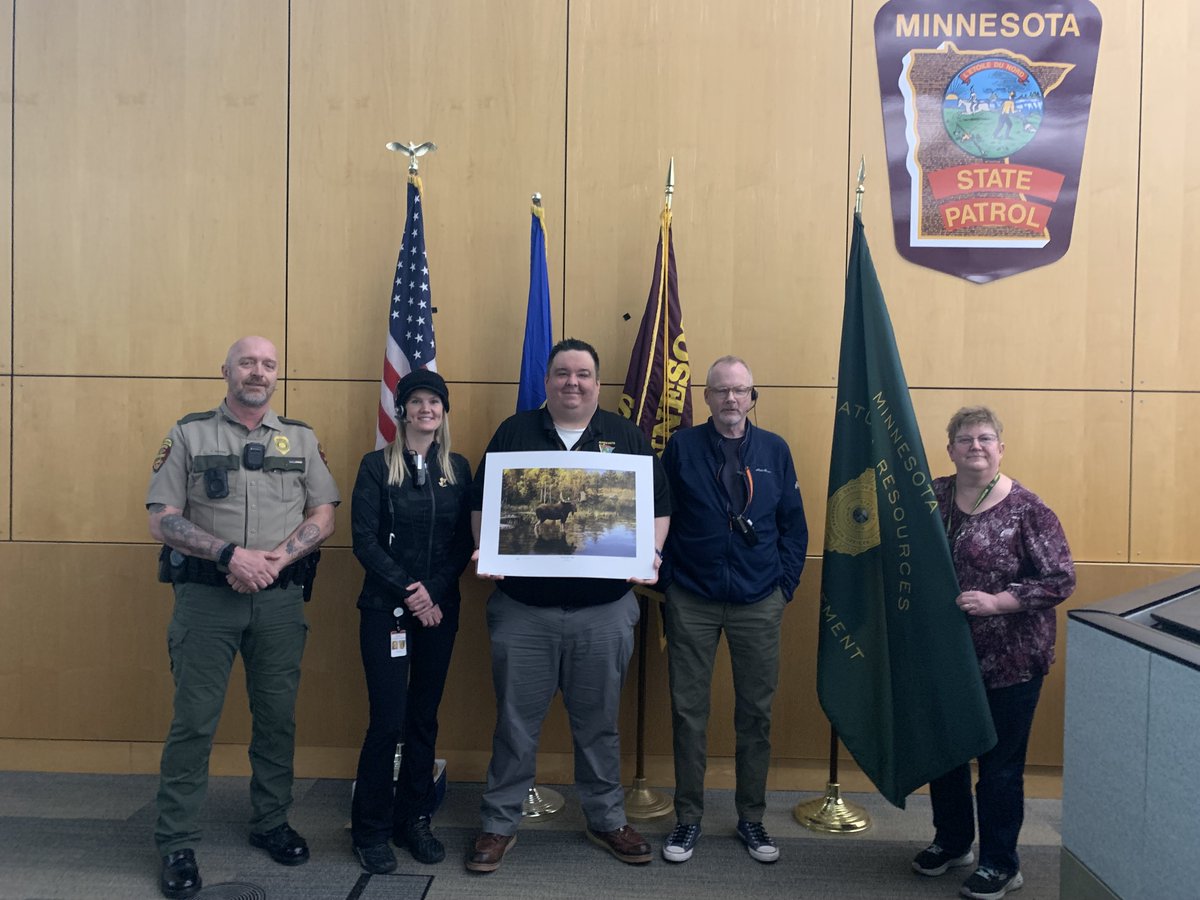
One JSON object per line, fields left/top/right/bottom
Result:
{"left": 968, "top": 472, "right": 1001, "bottom": 512}
{"left": 740, "top": 467, "right": 754, "bottom": 516}
{"left": 945, "top": 472, "right": 1000, "bottom": 539}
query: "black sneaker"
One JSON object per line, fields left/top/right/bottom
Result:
{"left": 397, "top": 814, "right": 445, "bottom": 864}
{"left": 960, "top": 866, "right": 1024, "bottom": 899}
{"left": 735, "top": 819, "right": 779, "bottom": 863}
{"left": 354, "top": 842, "right": 398, "bottom": 875}
{"left": 662, "top": 822, "right": 702, "bottom": 863}
{"left": 912, "top": 842, "right": 975, "bottom": 876}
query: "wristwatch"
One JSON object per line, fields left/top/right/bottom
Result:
{"left": 218, "top": 542, "right": 237, "bottom": 569}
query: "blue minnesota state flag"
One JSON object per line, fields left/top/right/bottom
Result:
{"left": 517, "top": 199, "right": 553, "bottom": 412}
{"left": 817, "top": 213, "right": 995, "bottom": 808}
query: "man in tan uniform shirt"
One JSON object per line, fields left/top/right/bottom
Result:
{"left": 147, "top": 336, "right": 339, "bottom": 899}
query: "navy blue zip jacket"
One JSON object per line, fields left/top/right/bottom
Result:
{"left": 660, "top": 418, "right": 808, "bottom": 603}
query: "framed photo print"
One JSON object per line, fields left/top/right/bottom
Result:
{"left": 477, "top": 450, "right": 656, "bottom": 580}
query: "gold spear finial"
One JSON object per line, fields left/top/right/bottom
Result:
{"left": 386, "top": 140, "right": 438, "bottom": 175}
{"left": 665, "top": 157, "right": 675, "bottom": 211}
{"left": 855, "top": 156, "right": 866, "bottom": 215}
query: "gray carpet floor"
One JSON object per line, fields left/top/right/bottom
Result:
{"left": 0, "top": 771, "right": 1061, "bottom": 899}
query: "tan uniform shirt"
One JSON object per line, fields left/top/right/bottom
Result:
{"left": 147, "top": 401, "right": 340, "bottom": 550}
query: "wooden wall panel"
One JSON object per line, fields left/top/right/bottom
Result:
{"left": 0, "top": 537, "right": 1189, "bottom": 771}
{"left": 0, "top": 544, "right": 173, "bottom": 740}
{"left": 12, "top": 0, "right": 287, "bottom": 377}
{"left": 850, "top": 0, "right": 1139, "bottom": 391}
{"left": 1134, "top": 3, "right": 1200, "bottom": 390}
{"left": 0, "top": 0, "right": 11, "bottom": 375}
{"left": 911, "top": 390, "right": 1131, "bottom": 563}
{"left": 5, "top": 0, "right": 1200, "bottom": 783}
{"left": 12, "top": 377, "right": 222, "bottom": 541}
{"left": 565, "top": 0, "right": 851, "bottom": 390}
{"left": 1130, "top": 393, "right": 1200, "bottom": 563}
{"left": 0, "top": 377, "right": 8, "bottom": 540}
{"left": 287, "top": 0, "right": 567, "bottom": 383}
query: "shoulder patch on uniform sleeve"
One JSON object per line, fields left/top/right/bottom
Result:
{"left": 278, "top": 416, "right": 313, "bottom": 429}
{"left": 178, "top": 410, "right": 216, "bottom": 425}
{"left": 152, "top": 438, "right": 172, "bottom": 472}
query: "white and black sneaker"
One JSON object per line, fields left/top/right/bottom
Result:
{"left": 912, "top": 842, "right": 975, "bottom": 876}
{"left": 662, "top": 822, "right": 702, "bottom": 862}
{"left": 960, "top": 866, "right": 1024, "bottom": 899}
{"left": 735, "top": 819, "right": 779, "bottom": 863}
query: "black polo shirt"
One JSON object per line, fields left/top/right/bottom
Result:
{"left": 473, "top": 406, "right": 671, "bottom": 608}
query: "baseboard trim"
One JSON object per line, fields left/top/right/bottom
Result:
{"left": 0, "top": 738, "right": 1063, "bottom": 798}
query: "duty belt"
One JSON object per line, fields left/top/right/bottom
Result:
{"left": 157, "top": 546, "right": 322, "bottom": 601}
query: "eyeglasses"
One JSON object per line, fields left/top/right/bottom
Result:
{"left": 953, "top": 434, "right": 999, "bottom": 447}
{"left": 708, "top": 386, "right": 753, "bottom": 398}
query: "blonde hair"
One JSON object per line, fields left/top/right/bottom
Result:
{"left": 384, "top": 413, "right": 458, "bottom": 487}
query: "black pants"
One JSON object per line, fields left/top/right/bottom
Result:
{"left": 929, "top": 674, "right": 1043, "bottom": 874}
{"left": 351, "top": 606, "right": 457, "bottom": 847}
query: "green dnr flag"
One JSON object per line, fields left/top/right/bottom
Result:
{"left": 817, "top": 213, "right": 996, "bottom": 808}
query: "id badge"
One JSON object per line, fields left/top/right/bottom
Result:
{"left": 390, "top": 629, "right": 407, "bottom": 658}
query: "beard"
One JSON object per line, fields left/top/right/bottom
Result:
{"left": 233, "top": 383, "right": 273, "bottom": 407}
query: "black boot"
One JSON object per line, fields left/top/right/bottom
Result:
{"left": 160, "top": 848, "right": 201, "bottom": 899}
{"left": 397, "top": 815, "right": 445, "bottom": 864}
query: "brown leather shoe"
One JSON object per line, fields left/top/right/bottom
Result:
{"left": 586, "top": 824, "right": 653, "bottom": 864}
{"left": 465, "top": 831, "right": 517, "bottom": 873}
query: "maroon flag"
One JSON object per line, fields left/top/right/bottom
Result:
{"left": 619, "top": 204, "right": 692, "bottom": 454}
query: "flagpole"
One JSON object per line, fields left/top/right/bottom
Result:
{"left": 518, "top": 191, "right": 565, "bottom": 819}
{"left": 795, "top": 156, "right": 872, "bottom": 834}
{"left": 625, "top": 159, "right": 677, "bottom": 822}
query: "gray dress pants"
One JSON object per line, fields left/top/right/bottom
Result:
{"left": 480, "top": 589, "right": 639, "bottom": 834}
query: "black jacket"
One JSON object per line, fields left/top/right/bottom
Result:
{"left": 351, "top": 446, "right": 473, "bottom": 621}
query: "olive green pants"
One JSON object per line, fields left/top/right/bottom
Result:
{"left": 664, "top": 583, "right": 786, "bottom": 824}
{"left": 154, "top": 582, "right": 308, "bottom": 854}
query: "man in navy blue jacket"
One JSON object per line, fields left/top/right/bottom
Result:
{"left": 658, "top": 355, "right": 808, "bottom": 865}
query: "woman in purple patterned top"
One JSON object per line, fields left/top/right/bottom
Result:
{"left": 911, "top": 406, "right": 1075, "bottom": 900}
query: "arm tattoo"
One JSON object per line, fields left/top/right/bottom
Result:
{"left": 159, "top": 514, "right": 225, "bottom": 560}
{"left": 284, "top": 523, "right": 322, "bottom": 558}
{"left": 148, "top": 503, "right": 166, "bottom": 513}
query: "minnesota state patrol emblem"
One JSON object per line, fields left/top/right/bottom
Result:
{"left": 875, "top": 0, "right": 1102, "bottom": 282}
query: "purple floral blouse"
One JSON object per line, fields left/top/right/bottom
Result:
{"left": 934, "top": 476, "right": 1076, "bottom": 690}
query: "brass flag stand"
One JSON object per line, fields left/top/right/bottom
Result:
{"left": 624, "top": 592, "right": 673, "bottom": 820}
{"left": 796, "top": 160, "right": 873, "bottom": 835}
{"left": 521, "top": 784, "right": 565, "bottom": 819}
{"left": 794, "top": 727, "right": 871, "bottom": 833}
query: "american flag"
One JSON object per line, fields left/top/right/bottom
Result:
{"left": 377, "top": 175, "right": 437, "bottom": 448}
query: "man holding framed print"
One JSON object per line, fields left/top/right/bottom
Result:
{"left": 465, "top": 338, "right": 671, "bottom": 873}
{"left": 658, "top": 355, "right": 808, "bottom": 865}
